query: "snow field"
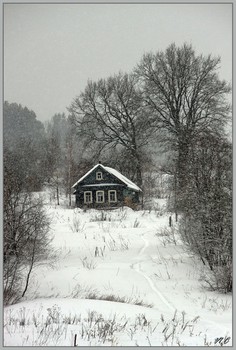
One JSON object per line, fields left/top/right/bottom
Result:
{"left": 4, "top": 200, "right": 232, "bottom": 346}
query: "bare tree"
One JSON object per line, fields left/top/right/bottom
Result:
{"left": 44, "top": 114, "right": 67, "bottom": 204}
{"left": 136, "top": 43, "right": 231, "bottom": 205}
{"left": 68, "top": 72, "right": 155, "bottom": 187}
{"left": 4, "top": 150, "right": 50, "bottom": 304}
{"left": 63, "top": 121, "right": 80, "bottom": 207}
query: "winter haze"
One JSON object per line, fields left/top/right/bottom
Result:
{"left": 4, "top": 3, "right": 232, "bottom": 122}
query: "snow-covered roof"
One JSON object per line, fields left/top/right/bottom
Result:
{"left": 104, "top": 166, "right": 142, "bottom": 192}
{"left": 72, "top": 164, "right": 142, "bottom": 192}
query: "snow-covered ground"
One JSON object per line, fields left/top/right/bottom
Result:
{"left": 4, "top": 195, "right": 232, "bottom": 346}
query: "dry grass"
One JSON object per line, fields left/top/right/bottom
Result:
{"left": 84, "top": 293, "right": 153, "bottom": 308}
{"left": 4, "top": 306, "right": 216, "bottom": 346}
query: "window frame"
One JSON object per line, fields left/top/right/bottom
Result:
{"left": 96, "top": 190, "right": 105, "bottom": 203}
{"left": 84, "top": 191, "right": 93, "bottom": 204}
{"left": 108, "top": 190, "right": 117, "bottom": 203}
{"left": 96, "top": 172, "right": 103, "bottom": 180}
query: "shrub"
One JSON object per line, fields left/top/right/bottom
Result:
{"left": 69, "top": 210, "right": 85, "bottom": 233}
{"left": 200, "top": 263, "right": 232, "bottom": 294}
{"left": 80, "top": 257, "right": 97, "bottom": 270}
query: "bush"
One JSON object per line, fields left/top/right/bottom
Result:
{"left": 179, "top": 216, "right": 232, "bottom": 293}
{"left": 4, "top": 191, "right": 50, "bottom": 304}
{"left": 200, "top": 263, "right": 232, "bottom": 294}
{"left": 69, "top": 210, "right": 85, "bottom": 233}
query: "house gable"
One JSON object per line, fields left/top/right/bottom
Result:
{"left": 73, "top": 164, "right": 125, "bottom": 190}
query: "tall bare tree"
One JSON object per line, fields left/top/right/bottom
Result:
{"left": 68, "top": 73, "right": 155, "bottom": 187}
{"left": 136, "top": 43, "right": 231, "bottom": 204}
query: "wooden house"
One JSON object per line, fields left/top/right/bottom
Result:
{"left": 72, "top": 163, "right": 142, "bottom": 208}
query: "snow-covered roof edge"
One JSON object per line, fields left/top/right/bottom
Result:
{"left": 72, "top": 164, "right": 142, "bottom": 192}
{"left": 104, "top": 166, "right": 142, "bottom": 192}
{"left": 72, "top": 164, "right": 100, "bottom": 188}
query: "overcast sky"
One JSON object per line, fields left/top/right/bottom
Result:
{"left": 4, "top": 3, "right": 232, "bottom": 122}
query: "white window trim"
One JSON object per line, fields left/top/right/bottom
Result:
{"left": 96, "top": 190, "right": 105, "bottom": 203}
{"left": 84, "top": 191, "right": 93, "bottom": 204}
{"left": 96, "top": 172, "right": 103, "bottom": 180}
{"left": 108, "top": 190, "right": 117, "bottom": 203}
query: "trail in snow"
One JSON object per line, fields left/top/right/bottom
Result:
{"left": 131, "top": 234, "right": 176, "bottom": 312}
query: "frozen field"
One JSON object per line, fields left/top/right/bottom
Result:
{"left": 4, "top": 198, "right": 232, "bottom": 346}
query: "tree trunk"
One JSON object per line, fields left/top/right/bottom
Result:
{"left": 131, "top": 148, "right": 143, "bottom": 188}
{"left": 69, "top": 192, "right": 72, "bottom": 207}
{"left": 56, "top": 185, "right": 60, "bottom": 205}
{"left": 22, "top": 238, "right": 37, "bottom": 298}
{"left": 175, "top": 135, "right": 191, "bottom": 211}
{"left": 136, "top": 163, "right": 142, "bottom": 188}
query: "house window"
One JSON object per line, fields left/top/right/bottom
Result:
{"left": 84, "top": 191, "right": 92, "bottom": 203}
{"left": 96, "top": 172, "right": 103, "bottom": 180}
{"left": 96, "top": 191, "right": 104, "bottom": 203}
{"left": 108, "top": 190, "right": 117, "bottom": 203}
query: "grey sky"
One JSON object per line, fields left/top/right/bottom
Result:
{"left": 4, "top": 3, "right": 232, "bottom": 122}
